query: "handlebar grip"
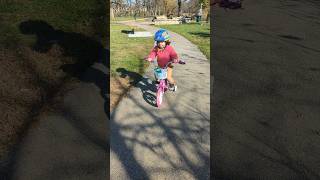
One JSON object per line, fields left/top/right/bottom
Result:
{"left": 178, "top": 60, "right": 186, "bottom": 64}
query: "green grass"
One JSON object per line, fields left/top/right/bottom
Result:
{"left": 158, "top": 23, "right": 210, "bottom": 59}
{"left": 0, "top": 0, "right": 107, "bottom": 47}
{"left": 110, "top": 23, "right": 153, "bottom": 76}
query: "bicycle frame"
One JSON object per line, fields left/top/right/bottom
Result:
{"left": 151, "top": 60, "right": 185, "bottom": 108}
{"left": 156, "top": 78, "right": 167, "bottom": 107}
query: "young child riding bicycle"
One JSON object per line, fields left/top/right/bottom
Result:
{"left": 146, "top": 29, "right": 179, "bottom": 92}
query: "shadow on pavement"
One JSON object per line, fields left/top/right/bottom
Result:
{"left": 212, "top": 0, "right": 320, "bottom": 179}
{"left": 111, "top": 66, "right": 209, "bottom": 179}
{"left": 111, "top": 86, "right": 210, "bottom": 179}
{"left": 116, "top": 68, "right": 157, "bottom": 107}
{"left": 278, "top": 34, "right": 303, "bottom": 41}
{"left": 2, "top": 19, "right": 109, "bottom": 179}
{"left": 111, "top": 20, "right": 210, "bottom": 178}
{"left": 215, "top": 35, "right": 256, "bottom": 43}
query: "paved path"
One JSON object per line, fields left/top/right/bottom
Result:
{"left": 110, "top": 21, "right": 210, "bottom": 179}
{"left": 213, "top": 0, "right": 320, "bottom": 179}
{"left": 9, "top": 62, "right": 108, "bottom": 180}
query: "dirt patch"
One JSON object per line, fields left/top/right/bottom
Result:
{"left": 0, "top": 44, "right": 73, "bottom": 165}
{"left": 0, "top": 48, "right": 39, "bottom": 158}
{"left": 110, "top": 76, "right": 131, "bottom": 111}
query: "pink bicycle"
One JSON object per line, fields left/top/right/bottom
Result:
{"left": 151, "top": 60, "right": 186, "bottom": 108}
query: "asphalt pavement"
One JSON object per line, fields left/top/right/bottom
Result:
{"left": 212, "top": 0, "right": 320, "bottom": 179}
{"left": 111, "top": 21, "right": 210, "bottom": 179}
{"left": 9, "top": 62, "right": 108, "bottom": 180}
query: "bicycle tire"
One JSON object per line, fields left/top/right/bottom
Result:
{"left": 156, "top": 88, "right": 164, "bottom": 107}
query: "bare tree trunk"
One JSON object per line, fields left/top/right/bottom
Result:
{"left": 111, "top": 8, "right": 115, "bottom": 20}
{"left": 163, "top": 0, "right": 167, "bottom": 16}
{"left": 155, "top": 0, "right": 158, "bottom": 16}
{"left": 178, "top": 0, "right": 181, "bottom": 16}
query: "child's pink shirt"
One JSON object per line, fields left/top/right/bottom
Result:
{"left": 148, "top": 45, "right": 178, "bottom": 68}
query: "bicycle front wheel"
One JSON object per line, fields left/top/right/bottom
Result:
{"left": 156, "top": 88, "right": 164, "bottom": 108}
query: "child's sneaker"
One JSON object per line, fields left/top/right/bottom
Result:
{"left": 169, "top": 83, "right": 177, "bottom": 92}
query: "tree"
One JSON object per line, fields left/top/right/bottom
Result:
{"left": 111, "top": 8, "right": 115, "bottom": 20}
{"left": 178, "top": 0, "right": 182, "bottom": 16}
{"left": 199, "top": 0, "right": 209, "bottom": 9}
{"left": 198, "top": 0, "right": 209, "bottom": 21}
{"left": 163, "top": 0, "right": 177, "bottom": 16}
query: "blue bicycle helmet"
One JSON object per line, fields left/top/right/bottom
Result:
{"left": 154, "top": 29, "right": 170, "bottom": 42}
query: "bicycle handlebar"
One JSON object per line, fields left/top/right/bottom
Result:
{"left": 164, "top": 60, "right": 186, "bottom": 68}
{"left": 149, "top": 59, "right": 186, "bottom": 69}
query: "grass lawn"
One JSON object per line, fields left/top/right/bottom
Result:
{"left": 110, "top": 22, "right": 153, "bottom": 109}
{"left": 158, "top": 23, "right": 210, "bottom": 59}
{"left": 0, "top": 1, "right": 106, "bottom": 45}
{"left": 110, "top": 23, "right": 153, "bottom": 75}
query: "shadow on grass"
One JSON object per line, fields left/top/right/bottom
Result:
{"left": 19, "top": 19, "right": 109, "bottom": 112}
{"left": 19, "top": 20, "right": 108, "bottom": 74}
{"left": 19, "top": 19, "right": 109, "bottom": 114}
{"left": 121, "top": 29, "right": 134, "bottom": 34}
{"left": 189, "top": 32, "right": 211, "bottom": 38}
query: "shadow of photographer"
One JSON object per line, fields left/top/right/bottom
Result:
{"left": 19, "top": 20, "right": 110, "bottom": 155}
{"left": 19, "top": 19, "right": 109, "bottom": 113}
{"left": 19, "top": 20, "right": 108, "bottom": 76}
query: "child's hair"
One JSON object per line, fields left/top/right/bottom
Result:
{"left": 156, "top": 40, "right": 171, "bottom": 46}
{"left": 155, "top": 40, "right": 171, "bottom": 50}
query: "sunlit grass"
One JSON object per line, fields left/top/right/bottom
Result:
{"left": 110, "top": 23, "right": 153, "bottom": 76}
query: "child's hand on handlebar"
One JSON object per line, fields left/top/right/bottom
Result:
{"left": 172, "top": 59, "right": 186, "bottom": 64}
{"left": 145, "top": 57, "right": 153, "bottom": 62}
{"left": 179, "top": 60, "right": 186, "bottom": 64}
